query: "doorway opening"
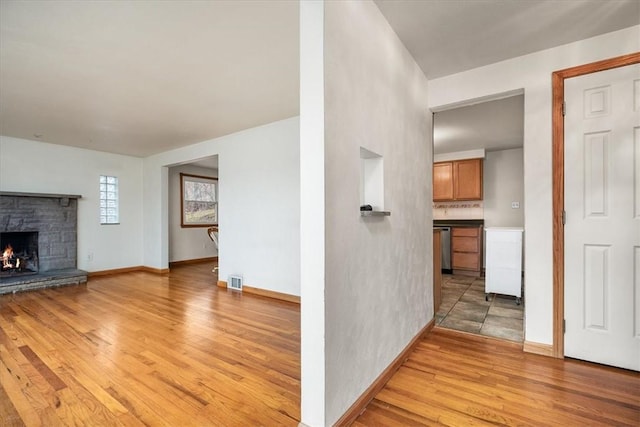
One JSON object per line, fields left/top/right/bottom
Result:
{"left": 167, "top": 155, "right": 219, "bottom": 277}
{"left": 432, "top": 92, "right": 526, "bottom": 343}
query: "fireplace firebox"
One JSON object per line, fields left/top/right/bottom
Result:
{"left": 1, "top": 231, "right": 39, "bottom": 276}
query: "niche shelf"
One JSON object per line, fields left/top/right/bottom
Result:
{"left": 360, "top": 147, "right": 389, "bottom": 217}
{"left": 360, "top": 210, "right": 390, "bottom": 217}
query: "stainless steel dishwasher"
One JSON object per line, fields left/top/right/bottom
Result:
{"left": 434, "top": 227, "right": 451, "bottom": 273}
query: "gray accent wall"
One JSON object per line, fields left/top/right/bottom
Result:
{"left": 323, "top": 1, "right": 431, "bottom": 423}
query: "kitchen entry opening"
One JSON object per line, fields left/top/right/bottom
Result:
{"left": 432, "top": 90, "right": 525, "bottom": 343}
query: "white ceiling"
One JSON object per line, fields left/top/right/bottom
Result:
{"left": 377, "top": 0, "right": 638, "bottom": 155}
{"left": 0, "top": 0, "right": 299, "bottom": 157}
{"left": 375, "top": 0, "right": 640, "bottom": 79}
{"left": 0, "top": 1, "right": 638, "bottom": 158}
{"left": 433, "top": 94, "right": 524, "bottom": 155}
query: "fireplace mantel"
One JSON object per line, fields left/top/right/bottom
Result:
{"left": 0, "top": 191, "right": 82, "bottom": 199}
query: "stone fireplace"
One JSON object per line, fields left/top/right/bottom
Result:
{"left": 0, "top": 191, "right": 87, "bottom": 294}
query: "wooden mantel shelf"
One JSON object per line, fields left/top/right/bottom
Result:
{"left": 0, "top": 191, "right": 82, "bottom": 199}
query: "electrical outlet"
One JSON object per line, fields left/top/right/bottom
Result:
{"left": 87, "top": 252, "right": 94, "bottom": 261}
{"left": 511, "top": 202, "right": 520, "bottom": 209}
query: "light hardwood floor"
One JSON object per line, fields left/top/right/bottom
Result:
{"left": 0, "top": 263, "right": 300, "bottom": 426}
{"left": 354, "top": 327, "right": 640, "bottom": 426}
{"left": 2, "top": 264, "right": 638, "bottom": 426}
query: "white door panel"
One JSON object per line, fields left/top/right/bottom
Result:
{"left": 564, "top": 63, "right": 640, "bottom": 371}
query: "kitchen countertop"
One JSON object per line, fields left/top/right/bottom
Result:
{"left": 434, "top": 219, "right": 484, "bottom": 227}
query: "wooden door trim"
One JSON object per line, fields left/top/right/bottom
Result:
{"left": 552, "top": 52, "right": 640, "bottom": 359}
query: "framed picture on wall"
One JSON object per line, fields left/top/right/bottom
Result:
{"left": 180, "top": 173, "right": 218, "bottom": 227}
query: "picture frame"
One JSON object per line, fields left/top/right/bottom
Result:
{"left": 180, "top": 173, "right": 218, "bottom": 227}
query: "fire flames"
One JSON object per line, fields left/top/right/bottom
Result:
{"left": 2, "top": 244, "right": 15, "bottom": 269}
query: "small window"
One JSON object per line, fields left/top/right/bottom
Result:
{"left": 180, "top": 173, "right": 217, "bottom": 227}
{"left": 99, "top": 175, "right": 119, "bottom": 224}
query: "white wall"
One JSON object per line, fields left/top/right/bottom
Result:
{"left": 168, "top": 164, "right": 218, "bottom": 263}
{"left": 483, "top": 148, "right": 524, "bottom": 229}
{"left": 483, "top": 148, "right": 524, "bottom": 267}
{"left": 144, "top": 117, "right": 300, "bottom": 297}
{"left": 220, "top": 122, "right": 299, "bottom": 295}
{"left": 320, "top": 0, "right": 431, "bottom": 424}
{"left": 0, "top": 136, "right": 143, "bottom": 272}
{"left": 299, "top": 0, "right": 326, "bottom": 425}
{"left": 429, "top": 25, "right": 640, "bottom": 345}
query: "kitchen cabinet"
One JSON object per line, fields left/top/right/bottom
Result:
{"left": 454, "top": 159, "right": 482, "bottom": 200}
{"left": 451, "top": 226, "right": 482, "bottom": 275}
{"left": 433, "top": 158, "right": 483, "bottom": 201}
{"left": 433, "top": 162, "right": 453, "bottom": 201}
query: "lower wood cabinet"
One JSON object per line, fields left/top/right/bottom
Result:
{"left": 451, "top": 226, "right": 482, "bottom": 275}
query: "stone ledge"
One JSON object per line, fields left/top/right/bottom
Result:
{"left": 0, "top": 269, "right": 88, "bottom": 295}
{"left": 0, "top": 191, "right": 82, "bottom": 199}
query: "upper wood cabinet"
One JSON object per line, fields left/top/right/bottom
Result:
{"left": 433, "top": 162, "right": 454, "bottom": 201}
{"left": 433, "top": 158, "right": 483, "bottom": 201}
{"left": 454, "top": 159, "right": 483, "bottom": 200}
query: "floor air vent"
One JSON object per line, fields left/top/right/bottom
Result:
{"left": 228, "top": 275, "right": 243, "bottom": 291}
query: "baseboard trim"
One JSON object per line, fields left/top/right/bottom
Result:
{"left": 169, "top": 256, "right": 217, "bottom": 267}
{"left": 140, "top": 266, "right": 170, "bottom": 275}
{"left": 216, "top": 280, "right": 300, "bottom": 304}
{"left": 334, "top": 318, "right": 436, "bottom": 427}
{"left": 89, "top": 266, "right": 170, "bottom": 277}
{"left": 88, "top": 266, "right": 144, "bottom": 277}
{"left": 523, "top": 340, "right": 554, "bottom": 357}
{"left": 243, "top": 285, "right": 300, "bottom": 304}
{"left": 433, "top": 326, "right": 524, "bottom": 349}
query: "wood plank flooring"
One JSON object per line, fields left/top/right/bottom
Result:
{"left": 2, "top": 263, "right": 639, "bottom": 426}
{"left": 0, "top": 263, "right": 300, "bottom": 426}
{"left": 354, "top": 327, "right": 640, "bottom": 426}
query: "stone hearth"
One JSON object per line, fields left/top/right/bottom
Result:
{"left": 0, "top": 191, "right": 87, "bottom": 294}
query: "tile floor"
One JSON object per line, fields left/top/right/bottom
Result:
{"left": 436, "top": 274, "right": 524, "bottom": 342}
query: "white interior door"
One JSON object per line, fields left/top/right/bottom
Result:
{"left": 564, "top": 63, "right": 640, "bottom": 371}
